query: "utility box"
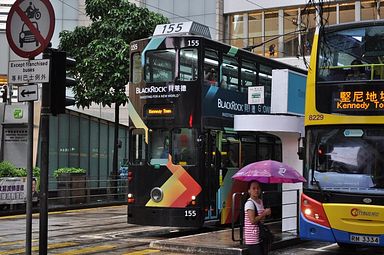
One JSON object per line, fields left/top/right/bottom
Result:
{"left": 2, "top": 103, "right": 28, "bottom": 168}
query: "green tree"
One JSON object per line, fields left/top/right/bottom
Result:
{"left": 59, "top": 0, "right": 168, "bottom": 107}
{"left": 59, "top": 0, "right": 168, "bottom": 181}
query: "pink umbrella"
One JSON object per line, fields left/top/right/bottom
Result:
{"left": 232, "top": 160, "right": 306, "bottom": 183}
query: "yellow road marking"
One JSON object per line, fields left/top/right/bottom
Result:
{"left": 0, "top": 239, "right": 38, "bottom": 247}
{"left": 0, "top": 242, "right": 78, "bottom": 255}
{"left": 122, "top": 249, "right": 160, "bottom": 255}
{"left": 55, "top": 245, "right": 116, "bottom": 255}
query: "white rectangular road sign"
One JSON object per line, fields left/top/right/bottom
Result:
{"left": 8, "top": 59, "right": 50, "bottom": 84}
{"left": 18, "top": 84, "right": 38, "bottom": 102}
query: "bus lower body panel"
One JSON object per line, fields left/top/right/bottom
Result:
{"left": 299, "top": 213, "right": 336, "bottom": 242}
{"left": 300, "top": 192, "right": 384, "bottom": 247}
{"left": 128, "top": 205, "right": 204, "bottom": 228}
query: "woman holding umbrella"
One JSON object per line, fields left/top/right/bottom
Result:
{"left": 244, "top": 180, "right": 271, "bottom": 255}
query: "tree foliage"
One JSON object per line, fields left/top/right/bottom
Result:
{"left": 59, "top": 0, "right": 168, "bottom": 107}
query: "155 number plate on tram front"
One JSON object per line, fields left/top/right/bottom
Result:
{"left": 350, "top": 234, "right": 379, "bottom": 244}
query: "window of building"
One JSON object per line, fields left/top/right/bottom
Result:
{"left": 58, "top": 114, "right": 70, "bottom": 167}
{"left": 79, "top": 117, "right": 90, "bottom": 172}
{"left": 229, "top": 14, "right": 245, "bottom": 48}
{"left": 69, "top": 113, "right": 80, "bottom": 167}
{"left": 179, "top": 48, "right": 198, "bottom": 81}
{"left": 322, "top": 4, "right": 337, "bottom": 25}
{"left": 90, "top": 118, "right": 99, "bottom": 185}
{"left": 99, "top": 121, "right": 108, "bottom": 186}
{"left": 339, "top": 2, "right": 355, "bottom": 23}
{"left": 284, "top": 9, "right": 299, "bottom": 57}
{"left": 248, "top": 12, "right": 263, "bottom": 55}
{"left": 265, "top": 11, "right": 279, "bottom": 57}
{"left": 361, "top": 0, "right": 378, "bottom": 20}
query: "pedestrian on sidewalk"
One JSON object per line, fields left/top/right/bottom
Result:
{"left": 244, "top": 180, "right": 271, "bottom": 255}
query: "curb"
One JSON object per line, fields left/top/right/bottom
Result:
{"left": 150, "top": 240, "right": 245, "bottom": 255}
{"left": 150, "top": 234, "right": 304, "bottom": 255}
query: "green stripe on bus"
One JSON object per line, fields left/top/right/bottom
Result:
{"left": 227, "top": 46, "right": 238, "bottom": 56}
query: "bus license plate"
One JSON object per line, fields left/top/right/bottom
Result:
{"left": 350, "top": 234, "right": 379, "bottom": 244}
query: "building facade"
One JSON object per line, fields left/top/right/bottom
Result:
{"left": 224, "top": 0, "right": 383, "bottom": 59}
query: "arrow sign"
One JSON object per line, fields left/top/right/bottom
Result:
{"left": 18, "top": 84, "right": 38, "bottom": 102}
{"left": 21, "top": 89, "right": 36, "bottom": 97}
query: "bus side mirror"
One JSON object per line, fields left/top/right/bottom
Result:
{"left": 297, "top": 137, "right": 305, "bottom": 160}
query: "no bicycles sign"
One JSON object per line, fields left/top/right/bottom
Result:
{"left": 6, "top": 0, "right": 55, "bottom": 58}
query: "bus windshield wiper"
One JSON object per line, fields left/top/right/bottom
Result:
{"left": 311, "top": 175, "right": 331, "bottom": 202}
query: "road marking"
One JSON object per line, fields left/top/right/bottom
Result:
{"left": 306, "top": 243, "right": 339, "bottom": 252}
{"left": 0, "top": 206, "right": 125, "bottom": 220}
{"left": 55, "top": 245, "right": 116, "bottom": 255}
{"left": 0, "top": 242, "right": 77, "bottom": 255}
{"left": 0, "top": 239, "right": 38, "bottom": 247}
{"left": 122, "top": 249, "right": 160, "bottom": 255}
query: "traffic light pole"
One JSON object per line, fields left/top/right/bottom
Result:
{"left": 26, "top": 100, "right": 33, "bottom": 255}
{"left": 39, "top": 51, "right": 50, "bottom": 255}
{"left": 26, "top": 57, "right": 34, "bottom": 255}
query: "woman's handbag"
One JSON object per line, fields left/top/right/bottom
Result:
{"left": 258, "top": 222, "right": 274, "bottom": 255}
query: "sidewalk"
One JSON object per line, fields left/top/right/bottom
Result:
{"left": 150, "top": 227, "right": 303, "bottom": 255}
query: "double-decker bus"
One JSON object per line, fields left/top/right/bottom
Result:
{"left": 127, "top": 22, "right": 306, "bottom": 227}
{"left": 300, "top": 20, "right": 384, "bottom": 248}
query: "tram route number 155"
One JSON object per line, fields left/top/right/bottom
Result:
{"left": 185, "top": 210, "right": 197, "bottom": 217}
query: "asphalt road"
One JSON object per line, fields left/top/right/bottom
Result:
{"left": 0, "top": 206, "right": 383, "bottom": 254}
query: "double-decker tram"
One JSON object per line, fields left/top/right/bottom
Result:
{"left": 300, "top": 20, "right": 384, "bottom": 248}
{"left": 127, "top": 22, "right": 306, "bottom": 227}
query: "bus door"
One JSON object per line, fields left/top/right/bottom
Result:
{"left": 203, "top": 130, "right": 220, "bottom": 220}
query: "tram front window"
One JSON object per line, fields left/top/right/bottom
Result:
{"left": 172, "top": 128, "right": 196, "bottom": 166}
{"left": 305, "top": 127, "right": 384, "bottom": 194}
{"left": 149, "top": 129, "right": 170, "bottom": 166}
{"left": 145, "top": 49, "right": 176, "bottom": 83}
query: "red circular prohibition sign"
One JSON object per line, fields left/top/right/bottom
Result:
{"left": 6, "top": 0, "right": 55, "bottom": 58}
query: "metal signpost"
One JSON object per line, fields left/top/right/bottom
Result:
{"left": 6, "top": 0, "right": 55, "bottom": 254}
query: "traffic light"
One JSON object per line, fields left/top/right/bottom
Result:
{"left": 45, "top": 50, "right": 77, "bottom": 115}
{"left": 1, "top": 85, "right": 7, "bottom": 103}
{"left": 0, "top": 75, "right": 7, "bottom": 85}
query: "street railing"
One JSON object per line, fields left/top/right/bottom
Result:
{"left": 0, "top": 176, "right": 128, "bottom": 214}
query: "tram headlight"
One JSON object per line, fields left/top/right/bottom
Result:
{"left": 150, "top": 187, "right": 163, "bottom": 203}
{"left": 127, "top": 193, "right": 135, "bottom": 203}
{"left": 191, "top": 195, "right": 196, "bottom": 205}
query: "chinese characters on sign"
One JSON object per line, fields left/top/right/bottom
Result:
{"left": 0, "top": 178, "right": 26, "bottom": 205}
{"left": 335, "top": 90, "right": 384, "bottom": 111}
{"left": 8, "top": 59, "right": 50, "bottom": 84}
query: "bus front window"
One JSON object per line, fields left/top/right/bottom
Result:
{"left": 318, "top": 25, "right": 384, "bottom": 81}
{"left": 305, "top": 127, "right": 384, "bottom": 194}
